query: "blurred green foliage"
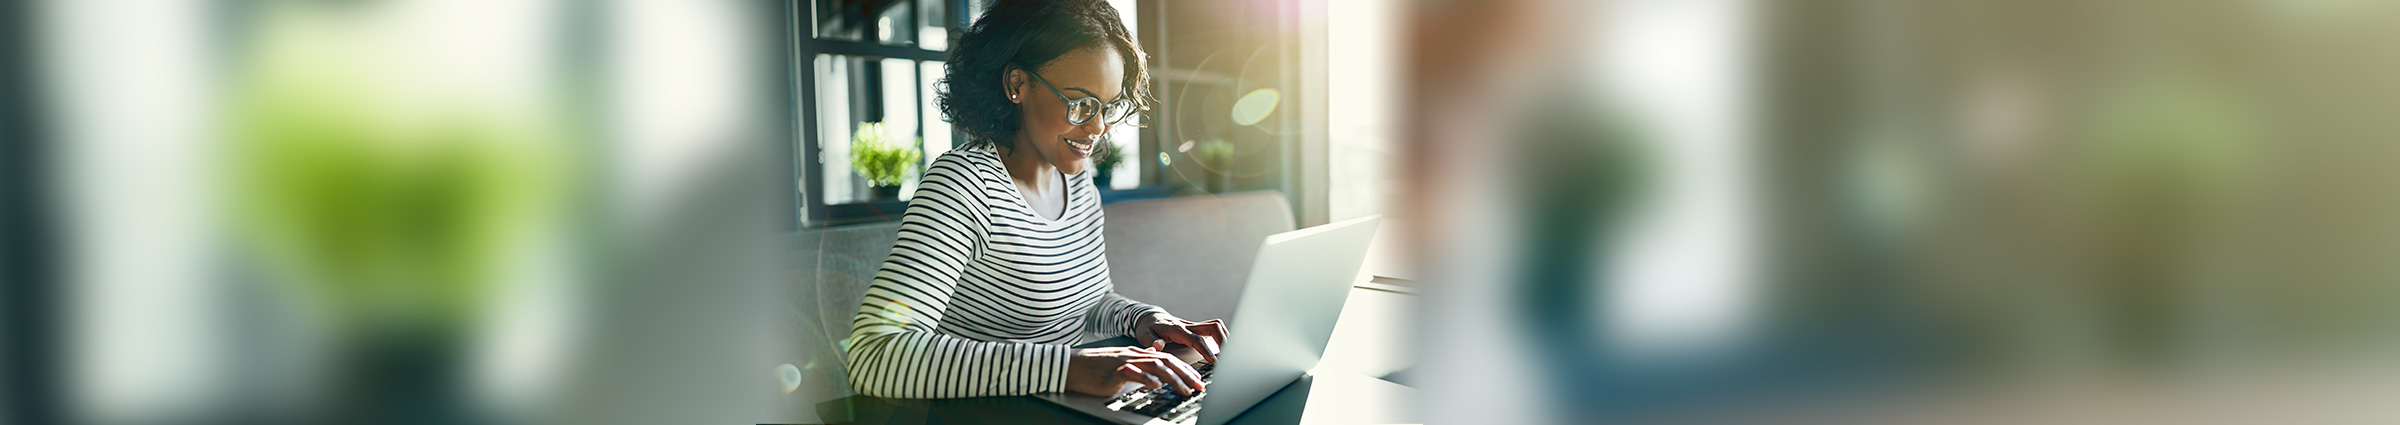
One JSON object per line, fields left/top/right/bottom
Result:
{"left": 224, "top": 24, "right": 568, "bottom": 336}
{"left": 1094, "top": 140, "right": 1124, "bottom": 178}
{"left": 848, "top": 122, "right": 921, "bottom": 187}
{"left": 1194, "top": 139, "right": 1235, "bottom": 166}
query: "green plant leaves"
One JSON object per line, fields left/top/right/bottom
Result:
{"left": 849, "top": 122, "right": 923, "bottom": 187}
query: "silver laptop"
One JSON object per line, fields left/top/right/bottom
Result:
{"left": 1036, "top": 215, "right": 1383, "bottom": 425}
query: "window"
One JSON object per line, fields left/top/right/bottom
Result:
{"left": 1327, "top": 0, "right": 1400, "bottom": 223}
{"left": 796, "top": 0, "right": 970, "bottom": 227}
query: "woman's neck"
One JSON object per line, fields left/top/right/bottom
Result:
{"left": 998, "top": 134, "right": 1057, "bottom": 188}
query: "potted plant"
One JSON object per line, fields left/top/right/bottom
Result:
{"left": 1195, "top": 139, "right": 1235, "bottom": 193}
{"left": 1092, "top": 140, "right": 1123, "bottom": 189}
{"left": 229, "top": 25, "right": 571, "bottom": 423}
{"left": 849, "top": 122, "right": 921, "bottom": 200}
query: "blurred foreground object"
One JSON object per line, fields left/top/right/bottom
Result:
{"left": 40, "top": 1, "right": 793, "bottom": 424}
{"left": 222, "top": 2, "right": 572, "bottom": 423}
{"left": 1406, "top": 0, "right": 2400, "bottom": 424}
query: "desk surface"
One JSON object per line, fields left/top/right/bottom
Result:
{"left": 814, "top": 369, "right": 1412, "bottom": 425}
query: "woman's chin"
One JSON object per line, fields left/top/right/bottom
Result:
{"left": 1057, "top": 160, "right": 1088, "bottom": 176}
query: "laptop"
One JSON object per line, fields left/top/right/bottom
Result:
{"left": 1036, "top": 215, "right": 1383, "bottom": 425}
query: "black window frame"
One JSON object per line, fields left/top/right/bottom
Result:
{"left": 792, "top": 0, "right": 974, "bottom": 228}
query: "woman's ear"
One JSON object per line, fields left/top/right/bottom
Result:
{"left": 1004, "top": 68, "right": 1027, "bottom": 104}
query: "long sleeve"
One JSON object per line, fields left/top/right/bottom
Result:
{"left": 845, "top": 155, "right": 1074, "bottom": 398}
{"left": 1081, "top": 291, "right": 1170, "bottom": 342}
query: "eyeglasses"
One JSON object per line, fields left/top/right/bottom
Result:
{"left": 1027, "top": 70, "right": 1144, "bottom": 127}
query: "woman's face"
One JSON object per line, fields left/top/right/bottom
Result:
{"left": 1008, "top": 46, "right": 1124, "bottom": 176}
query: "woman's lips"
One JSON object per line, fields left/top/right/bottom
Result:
{"left": 1066, "top": 138, "right": 1095, "bottom": 158}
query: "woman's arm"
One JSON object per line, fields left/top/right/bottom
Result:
{"left": 1080, "top": 283, "right": 1229, "bottom": 364}
{"left": 845, "top": 156, "right": 1071, "bottom": 398}
{"left": 1079, "top": 291, "right": 1170, "bottom": 342}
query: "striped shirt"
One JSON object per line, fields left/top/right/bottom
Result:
{"left": 845, "top": 144, "right": 1168, "bottom": 398}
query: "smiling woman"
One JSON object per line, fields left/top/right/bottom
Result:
{"left": 935, "top": 0, "right": 1154, "bottom": 153}
{"left": 842, "top": 0, "right": 1226, "bottom": 400}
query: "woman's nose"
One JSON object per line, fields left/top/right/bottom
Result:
{"left": 1076, "top": 118, "right": 1109, "bottom": 137}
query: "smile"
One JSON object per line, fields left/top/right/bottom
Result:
{"left": 1065, "top": 137, "right": 1096, "bottom": 158}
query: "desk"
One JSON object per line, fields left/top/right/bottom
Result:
{"left": 809, "top": 284, "right": 1418, "bottom": 425}
{"left": 814, "top": 369, "right": 1410, "bottom": 425}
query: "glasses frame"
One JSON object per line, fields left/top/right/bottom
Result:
{"left": 1026, "top": 70, "right": 1144, "bottom": 127}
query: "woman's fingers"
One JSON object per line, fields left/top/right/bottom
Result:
{"left": 1115, "top": 363, "right": 1165, "bottom": 392}
{"left": 1190, "top": 320, "right": 1227, "bottom": 359}
{"left": 1076, "top": 346, "right": 1208, "bottom": 398}
{"left": 1149, "top": 337, "right": 1211, "bottom": 367}
{"left": 1130, "top": 349, "right": 1205, "bottom": 394}
{"left": 1199, "top": 319, "right": 1229, "bottom": 341}
{"left": 1160, "top": 321, "right": 1221, "bottom": 363}
{"left": 1124, "top": 358, "right": 1187, "bottom": 395}
{"left": 1149, "top": 351, "right": 1207, "bottom": 392}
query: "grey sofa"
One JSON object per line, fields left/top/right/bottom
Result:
{"left": 782, "top": 191, "right": 1295, "bottom": 417}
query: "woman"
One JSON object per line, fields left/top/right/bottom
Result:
{"left": 845, "top": 0, "right": 1228, "bottom": 399}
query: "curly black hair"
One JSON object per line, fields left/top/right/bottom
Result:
{"left": 937, "top": 0, "right": 1155, "bottom": 150}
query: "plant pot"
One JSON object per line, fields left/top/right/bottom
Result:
{"left": 320, "top": 332, "right": 486, "bottom": 425}
{"left": 1094, "top": 173, "right": 1114, "bottom": 189}
{"left": 873, "top": 185, "right": 901, "bottom": 200}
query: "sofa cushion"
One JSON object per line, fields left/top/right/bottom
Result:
{"left": 782, "top": 221, "right": 898, "bottom": 410}
{"left": 788, "top": 222, "right": 899, "bottom": 347}
{"left": 1099, "top": 191, "right": 1296, "bottom": 325}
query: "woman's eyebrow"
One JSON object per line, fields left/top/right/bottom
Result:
{"left": 1062, "top": 87, "right": 1124, "bottom": 102}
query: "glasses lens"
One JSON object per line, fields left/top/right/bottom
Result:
{"left": 1097, "top": 100, "right": 1131, "bottom": 124}
{"left": 1066, "top": 98, "right": 1098, "bottom": 124}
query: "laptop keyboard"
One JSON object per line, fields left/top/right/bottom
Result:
{"left": 1103, "top": 361, "right": 1214, "bottom": 423}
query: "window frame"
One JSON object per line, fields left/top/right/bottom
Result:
{"left": 792, "top": 0, "right": 973, "bottom": 228}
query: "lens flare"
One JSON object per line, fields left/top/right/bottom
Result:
{"left": 1230, "top": 88, "right": 1280, "bottom": 126}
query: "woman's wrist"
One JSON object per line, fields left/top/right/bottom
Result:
{"left": 1133, "top": 311, "right": 1168, "bottom": 343}
{"left": 1048, "top": 343, "right": 1081, "bottom": 394}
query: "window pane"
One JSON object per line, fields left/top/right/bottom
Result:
{"left": 813, "top": 54, "right": 861, "bottom": 204}
{"left": 1107, "top": 115, "right": 1140, "bottom": 190}
{"left": 919, "top": 0, "right": 949, "bottom": 50}
{"left": 1107, "top": 0, "right": 1137, "bottom": 39}
{"left": 1105, "top": 0, "right": 1140, "bottom": 189}
{"left": 1328, "top": 0, "right": 1396, "bottom": 221}
{"left": 812, "top": 1, "right": 862, "bottom": 41}
{"left": 814, "top": 55, "right": 926, "bottom": 205}
{"left": 966, "top": 0, "right": 990, "bottom": 27}
{"left": 920, "top": 61, "right": 952, "bottom": 160}
{"left": 875, "top": 1, "right": 914, "bottom": 47}
{"left": 878, "top": 57, "right": 920, "bottom": 198}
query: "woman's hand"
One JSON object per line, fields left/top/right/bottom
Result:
{"left": 1135, "top": 312, "right": 1230, "bottom": 363}
{"left": 1066, "top": 346, "right": 1207, "bottom": 397}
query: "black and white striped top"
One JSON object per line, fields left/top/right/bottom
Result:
{"left": 845, "top": 144, "right": 1167, "bottom": 398}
